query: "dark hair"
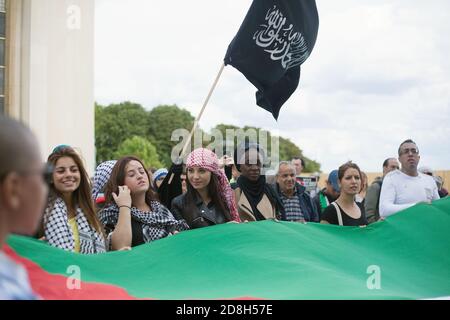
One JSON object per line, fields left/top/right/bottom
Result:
{"left": 104, "top": 156, "right": 159, "bottom": 207}
{"left": 398, "top": 139, "right": 418, "bottom": 156}
{"left": 338, "top": 161, "right": 362, "bottom": 181}
{"left": 0, "top": 116, "right": 37, "bottom": 181}
{"left": 184, "top": 172, "right": 232, "bottom": 222}
{"left": 383, "top": 158, "right": 396, "bottom": 168}
{"left": 292, "top": 157, "right": 305, "bottom": 167}
{"left": 46, "top": 146, "right": 103, "bottom": 234}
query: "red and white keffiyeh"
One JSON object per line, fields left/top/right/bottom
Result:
{"left": 186, "top": 148, "right": 240, "bottom": 222}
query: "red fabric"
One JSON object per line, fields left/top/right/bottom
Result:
{"left": 95, "top": 194, "right": 105, "bottom": 204}
{"left": 3, "top": 245, "right": 136, "bottom": 300}
{"left": 3, "top": 245, "right": 265, "bottom": 300}
{"left": 296, "top": 177, "right": 305, "bottom": 186}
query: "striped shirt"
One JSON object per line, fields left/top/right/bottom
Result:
{"left": 280, "top": 188, "right": 304, "bottom": 221}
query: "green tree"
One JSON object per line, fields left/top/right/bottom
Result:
{"left": 303, "top": 158, "right": 321, "bottom": 173}
{"left": 114, "top": 136, "right": 163, "bottom": 169}
{"left": 278, "top": 136, "right": 301, "bottom": 160}
{"left": 147, "top": 105, "right": 196, "bottom": 166}
{"left": 278, "top": 136, "right": 321, "bottom": 172}
{"left": 95, "top": 102, "right": 150, "bottom": 164}
{"left": 211, "top": 123, "right": 321, "bottom": 172}
{"left": 95, "top": 101, "right": 321, "bottom": 172}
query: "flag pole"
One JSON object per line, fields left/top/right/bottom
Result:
{"left": 168, "top": 62, "right": 225, "bottom": 184}
{"left": 180, "top": 62, "right": 225, "bottom": 157}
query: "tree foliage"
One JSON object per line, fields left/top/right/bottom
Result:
{"left": 95, "top": 102, "right": 149, "bottom": 164}
{"left": 147, "top": 105, "right": 195, "bottom": 166}
{"left": 114, "top": 136, "right": 163, "bottom": 169}
{"left": 95, "top": 102, "right": 321, "bottom": 172}
{"left": 212, "top": 124, "right": 321, "bottom": 172}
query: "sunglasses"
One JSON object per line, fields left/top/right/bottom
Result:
{"left": 400, "top": 148, "right": 419, "bottom": 156}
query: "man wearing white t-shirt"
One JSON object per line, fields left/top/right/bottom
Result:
{"left": 379, "top": 139, "right": 440, "bottom": 218}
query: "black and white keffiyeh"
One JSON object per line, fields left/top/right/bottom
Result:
{"left": 99, "top": 201, "right": 189, "bottom": 243}
{"left": 92, "top": 160, "right": 117, "bottom": 201}
{"left": 44, "top": 198, "right": 106, "bottom": 254}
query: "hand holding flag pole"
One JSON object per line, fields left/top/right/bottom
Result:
{"left": 169, "top": 0, "right": 318, "bottom": 182}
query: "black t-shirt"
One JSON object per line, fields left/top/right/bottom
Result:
{"left": 131, "top": 217, "right": 145, "bottom": 247}
{"left": 321, "top": 202, "right": 367, "bottom": 226}
{"left": 104, "top": 216, "right": 145, "bottom": 247}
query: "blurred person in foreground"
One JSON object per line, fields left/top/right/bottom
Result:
{"left": 0, "top": 115, "right": 48, "bottom": 299}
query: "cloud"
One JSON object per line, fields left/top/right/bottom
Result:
{"left": 95, "top": 0, "right": 450, "bottom": 172}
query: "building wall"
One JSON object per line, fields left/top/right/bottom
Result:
{"left": 6, "top": 0, "right": 95, "bottom": 174}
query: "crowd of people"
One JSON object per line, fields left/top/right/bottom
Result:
{"left": 0, "top": 115, "right": 447, "bottom": 299}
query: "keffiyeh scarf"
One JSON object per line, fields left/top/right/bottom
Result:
{"left": 186, "top": 148, "right": 240, "bottom": 222}
{"left": 91, "top": 160, "right": 117, "bottom": 201}
{"left": 99, "top": 201, "right": 189, "bottom": 243}
{"left": 44, "top": 198, "right": 106, "bottom": 254}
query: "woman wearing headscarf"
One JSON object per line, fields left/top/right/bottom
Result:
{"left": 99, "top": 156, "right": 189, "bottom": 250}
{"left": 152, "top": 168, "right": 168, "bottom": 190}
{"left": 42, "top": 145, "right": 107, "bottom": 254}
{"left": 91, "top": 160, "right": 117, "bottom": 210}
{"left": 232, "top": 142, "right": 282, "bottom": 222}
{"left": 171, "top": 148, "right": 240, "bottom": 229}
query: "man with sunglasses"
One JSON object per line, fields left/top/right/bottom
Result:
{"left": 379, "top": 139, "right": 440, "bottom": 218}
{"left": 0, "top": 115, "right": 48, "bottom": 300}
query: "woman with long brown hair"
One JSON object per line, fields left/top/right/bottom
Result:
{"left": 99, "top": 156, "right": 189, "bottom": 250}
{"left": 43, "top": 145, "right": 106, "bottom": 253}
{"left": 171, "top": 148, "right": 241, "bottom": 229}
{"left": 320, "top": 161, "right": 368, "bottom": 226}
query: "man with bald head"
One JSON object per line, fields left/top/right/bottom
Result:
{"left": 364, "top": 157, "right": 399, "bottom": 224}
{"left": 274, "top": 161, "right": 319, "bottom": 222}
{"left": 0, "top": 115, "right": 48, "bottom": 299}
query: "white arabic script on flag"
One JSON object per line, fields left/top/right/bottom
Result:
{"left": 253, "top": 5, "right": 310, "bottom": 70}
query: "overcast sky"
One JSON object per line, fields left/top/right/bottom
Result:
{"left": 95, "top": 0, "right": 450, "bottom": 173}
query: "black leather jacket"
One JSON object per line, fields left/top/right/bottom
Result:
{"left": 171, "top": 193, "right": 227, "bottom": 229}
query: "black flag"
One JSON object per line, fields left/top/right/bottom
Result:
{"left": 224, "top": 0, "right": 319, "bottom": 120}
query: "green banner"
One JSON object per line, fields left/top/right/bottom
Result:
{"left": 8, "top": 198, "right": 450, "bottom": 299}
